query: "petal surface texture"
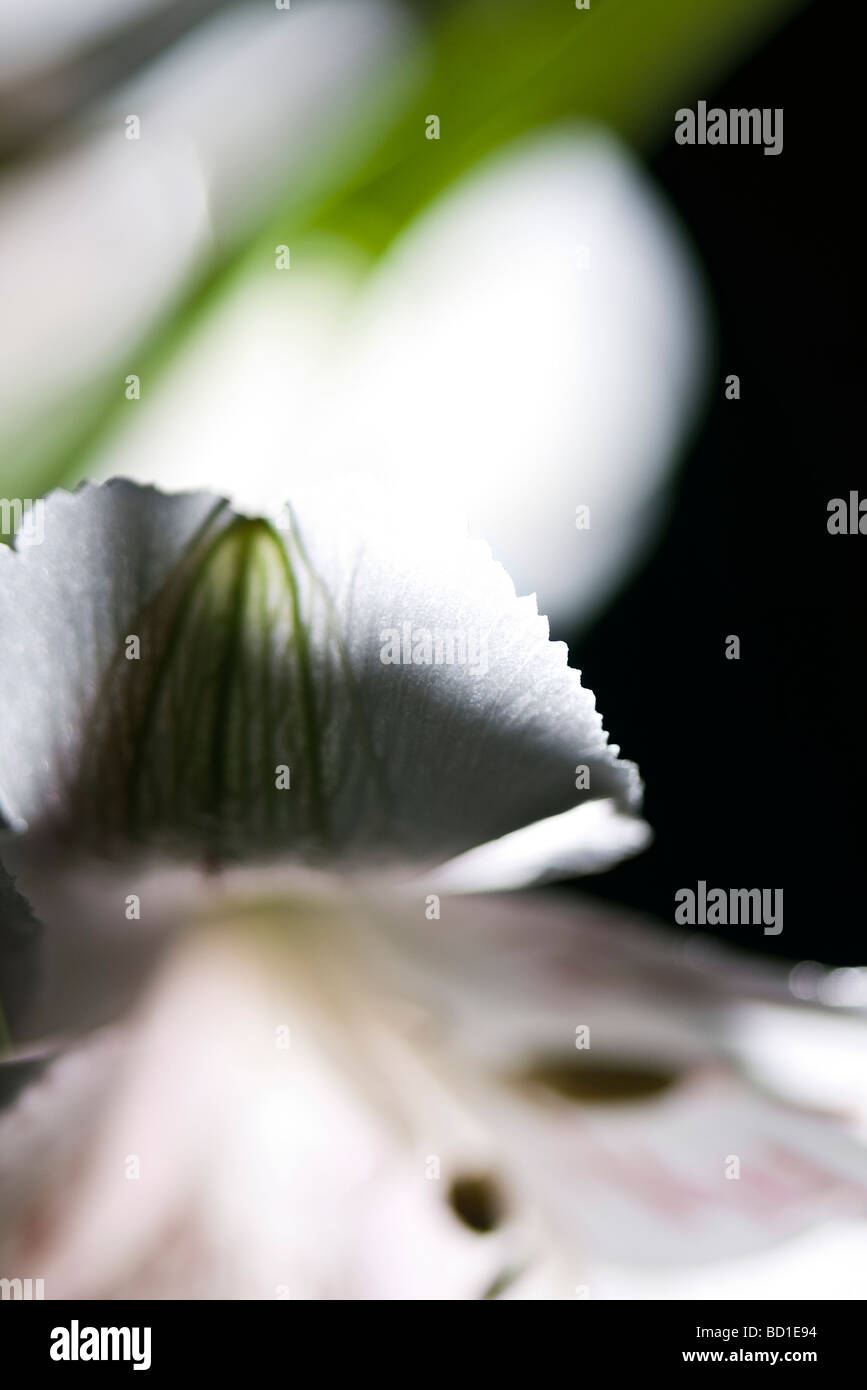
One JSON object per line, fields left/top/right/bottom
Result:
{"left": 0, "top": 481, "right": 643, "bottom": 876}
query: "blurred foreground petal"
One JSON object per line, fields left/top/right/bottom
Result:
{"left": 3, "top": 887, "right": 867, "bottom": 1296}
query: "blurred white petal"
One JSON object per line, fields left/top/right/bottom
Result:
{"left": 4, "top": 886, "right": 867, "bottom": 1296}
{"left": 0, "top": 912, "right": 527, "bottom": 1299}
{"left": 0, "top": 135, "right": 208, "bottom": 433}
{"left": 335, "top": 126, "right": 709, "bottom": 627}
{"left": 96, "top": 125, "right": 707, "bottom": 629}
{"left": 0, "top": 0, "right": 163, "bottom": 81}
{"left": 732, "top": 1002, "right": 867, "bottom": 1139}
{"left": 108, "top": 0, "right": 420, "bottom": 248}
{"left": 389, "top": 893, "right": 867, "bottom": 1268}
{"left": 0, "top": 0, "right": 415, "bottom": 465}
{"left": 91, "top": 251, "right": 364, "bottom": 508}
{"left": 482, "top": 1066, "right": 867, "bottom": 1268}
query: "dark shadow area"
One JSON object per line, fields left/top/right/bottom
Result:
{"left": 570, "top": 0, "right": 862, "bottom": 964}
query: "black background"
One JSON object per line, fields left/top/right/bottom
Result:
{"left": 573, "top": 0, "right": 863, "bottom": 964}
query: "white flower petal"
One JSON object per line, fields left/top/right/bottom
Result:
{"left": 5, "top": 886, "right": 867, "bottom": 1293}
{"left": 0, "top": 0, "right": 161, "bottom": 81}
{"left": 90, "top": 252, "right": 365, "bottom": 514}
{"left": 0, "top": 481, "right": 644, "bottom": 878}
{"left": 0, "top": 0, "right": 414, "bottom": 469}
{"left": 109, "top": 0, "right": 419, "bottom": 249}
{"left": 485, "top": 1065, "right": 867, "bottom": 1268}
{"left": 331, "top": 125, "right": 709, "bottom": 627}
{"left": 387, "top": 893, "right": 867, "bottom": 1268}
{"left": 427, "top": 798, "right": 652, "bottom": 894}
{"left": 0, "top": 135, "right": 208, "bottom": 444}
{"left": 91, "top": 125, "right": 707, "bottom": 632}
{"left": 0, "top": 481, "right": 235, "bottom": 845}
{"left": 0, "top": 917, "right": 522, "bottom": 1299}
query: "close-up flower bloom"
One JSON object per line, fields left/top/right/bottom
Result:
{"left": 2, "top": 479, "right": 866, "bottom": 1301}
{"left": 0, "top": 0, "right": 863, "bottom": 1333}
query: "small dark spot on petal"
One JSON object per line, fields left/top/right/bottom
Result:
{"left": 512, "top": 1057, "right": 679, "bottom": 1104}
{"left": 448, "top": 1171, "right": 505, "bottom": 1233}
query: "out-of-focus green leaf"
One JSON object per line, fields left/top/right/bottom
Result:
{"left": 310, "top": 0, "right": 804, "bottom": 251}
{"left": 17, "top": 0, "right": 802, "bottom": 496}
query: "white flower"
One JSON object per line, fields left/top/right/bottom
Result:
{"left": 2, "top": 482, "right": 867, "bottom": 1300}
